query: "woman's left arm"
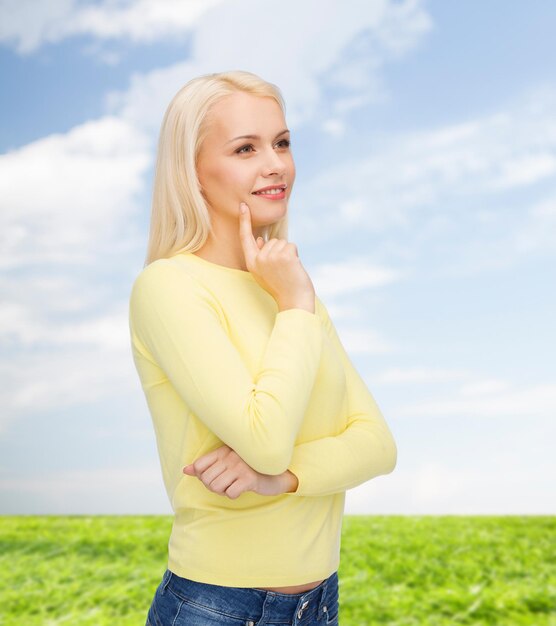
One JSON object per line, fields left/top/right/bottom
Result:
{"left": 283, "top": 295, "right": 397, "bottom": 496}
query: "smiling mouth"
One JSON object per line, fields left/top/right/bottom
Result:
{"left": 251, "top": 188, "right": 287, "bottom": 200}
{"left": 253, "top": 189, "right": 285, "bottom": 196}
{"left": 252, "top": 184, "right": 287, "bottom": 195}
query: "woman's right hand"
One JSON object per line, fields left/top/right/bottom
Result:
{"left": 238, "top": 202, "right": 316, "bottom": 313}
{"left": 183, "top": 444, "right": 299, "bottom": 498}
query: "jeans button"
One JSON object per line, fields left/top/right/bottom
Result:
{"left": 297, "top": 600, "right": 309, "bottom": 620}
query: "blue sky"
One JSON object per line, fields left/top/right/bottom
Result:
{"left": 1, "top": 0, "right": 554, "bottom": 515}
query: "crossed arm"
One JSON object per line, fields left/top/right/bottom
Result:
{"left": 180, "top": 295, "right": 397, "bottom": 499}
{"left": 182, "top": 443, "right": 299, "bottom": 498}
{"left": 130, "top": 261, "right": 397, "bottom": 500}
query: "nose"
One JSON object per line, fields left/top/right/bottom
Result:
{"left": 262, "top": 147, "right": 288, "bottom": 177}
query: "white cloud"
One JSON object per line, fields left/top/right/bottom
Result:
{"left": 0, "top": 0, "right": 433, "bottom": 102}
{"left": 293, "top": 85, "right": 556, "bottom": 271}
{"left": 322, "top": 118, "right": 346, "bottom": 138}
{"left": 1, "top": 305, "right": 130, "bottom": 352}
{"left": 1, "top": 329, "right": 137, "bottom": 419}
{"left": 375, "top": 367, "right": 469, "bottom": 384}
{"left": 0, "top": 0, "right": 73, "bottom": 54}
{"left": 397, "top": 380, "right": 556, "bottom": 421}
{"left": 532, "top": 197, "right": 556, "bottom": 218}
{"left": 509, "top": 192, "right": 556, "bottom": 255}
{"left": 459, "top": 379, "right": 510, "bottom": 396}
{"left": 104, "top": 0, "right": 432, "bottom": 132}
{"left": 0, "top": 116, "right": 151, "bottom": 431}
{"left": 0, "top": 463, "right": 171, "bottom": 514}
{"left": 309, "top": 257, "right": 400, "bottom": 354}
{"left": 364, "top": 371, "right": 556, "bottom": 514}
{"left": 312, "top": 257, "right": 402, "bottom": 298}
{"left": 0, "top": 115, "right": 151, "bottom": 269}
{"left": 489, "top": 152, "right": 556, "bottom": 189}
{"left": 346, "top": 458, "right": 555, "bottom": 515}
{"left": 339, "top": 327, "right": 394, "bottom": 355}
{"left": 0, "top": 0, "right": 226, "bottom": 54}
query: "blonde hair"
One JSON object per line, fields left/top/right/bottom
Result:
{"left": 145, "top": 70, "right": 289, "bottom": 266}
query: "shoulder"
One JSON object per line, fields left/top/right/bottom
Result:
{"left": 129, "top": 256, "right": 209, "bottom": 311}
{"left": 131, "top": 256, "right": 198, "bottom": 291}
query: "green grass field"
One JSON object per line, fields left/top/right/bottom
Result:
{"left": 0, "top": 515, "right": 554, "bottom": 625}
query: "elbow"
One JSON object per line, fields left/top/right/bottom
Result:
{"left": 384, "top": 437, "right": 397, "bottom": 474}
{"left": 367, "top": 430, "right": 397, "bottom": 477}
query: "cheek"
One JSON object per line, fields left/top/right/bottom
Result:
{"left": 222, "top": 169, "right": 258, "bottom": 201}
{"left": 227, "top": 170, "right": 250, "bottom": 187}
{"left": 286, "top": 153, "right": 296, "bottom": 176}
{"left": 198, "top": 166, "right": 230, "bottom": 197}
{"left": 198, "top": 170, "right": 255, "bottom": 213}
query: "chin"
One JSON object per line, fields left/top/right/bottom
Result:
{"left": 256, "top": 212, "right": 287, "bottom": 229}
{"left": 249, "top": 203, "right": 287, "bottom": 224}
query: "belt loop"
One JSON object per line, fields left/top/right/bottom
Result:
{"left": 317, "top": 574, "right": 330, "bottom": 614}
{"left": 162, "top": 569, "right": 172, "bottom": 591}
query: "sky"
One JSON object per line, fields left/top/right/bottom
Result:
{"left": 0, "top": 0, "right": 554, "bottom": 515}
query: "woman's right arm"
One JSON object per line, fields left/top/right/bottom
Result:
{"left": 197, "top": 296, "right": 397, "bottom": 499}
{"left": 129, "top": 260, "right": 323, "bottom": 476}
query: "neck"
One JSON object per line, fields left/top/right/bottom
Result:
{"left": 194, "top": 226, "right": 265, "bottom": 271}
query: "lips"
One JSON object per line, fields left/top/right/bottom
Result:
{"left": 252, "top": 184, "right": 287, "bottom": 194}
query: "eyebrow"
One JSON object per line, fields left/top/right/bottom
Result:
{"left": 225, "top": 128, "right": 290, "bottom": 145}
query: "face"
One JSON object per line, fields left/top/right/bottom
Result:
{"left": 196, "top": 91, "right": 295, "bottom": 233}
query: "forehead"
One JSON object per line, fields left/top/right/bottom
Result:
{"left": 206, "top": 92, "right": 285, "bottom": 137}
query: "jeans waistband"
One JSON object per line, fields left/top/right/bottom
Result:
{"left": 164, "top": 569, "right": 338, "bottom": 623}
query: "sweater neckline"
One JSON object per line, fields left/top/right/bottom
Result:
{"left": 178, "top": 251, "right": 256, "bottom": 280}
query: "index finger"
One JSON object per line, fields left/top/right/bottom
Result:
{"left": 238, "top": 202, "right": 258, "bottom": 266}
{"left": 187, "top": 448, "right": 219, "bottom": 474}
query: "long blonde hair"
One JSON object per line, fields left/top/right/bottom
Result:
{"left": 145, "top": 70, "right": 290, "bottom": 266}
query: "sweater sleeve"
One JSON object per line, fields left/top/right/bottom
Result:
{"left": 286, "top": 296, "right": 397, "bottom": 496}
{"left": 128, "top": 260, "right": 323, "bottom": 475}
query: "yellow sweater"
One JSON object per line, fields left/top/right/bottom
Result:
{"left": 128, "top": 251, "right": 397, "bottom": 587}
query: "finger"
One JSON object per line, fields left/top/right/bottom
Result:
{"left": 225, "top": 477, "right": 252, "bottom": 499}
{"left": 256, "top": 236, "right": 264, "bottom": 249}
{"left": 258, "top": 237, "right": 280, "bottom": 254}
{"left": 225, "top": 480, "right": 244, "bottom": 499}
{"left": 182, "top": 444, "right": 231, "bottom": 475}
{"left": 286, "top": 241, "right": 299, "bottom": 257}
{"left": 208, "top": 471, "right": 237, "bottom": 494}
{"left": 258, "top": 237, "right": 286, "bottom": 260}
{"left": 200, "top": 462, "right": 228, "bottom": 487}
{"left": 267, "top": 239, "right": 288, "bottom": 254}
{"left": 238, "top": 202, "right": 258, "bottom": 266}
{"left": 186, "top": 449, "right": 219, "bottom": 475}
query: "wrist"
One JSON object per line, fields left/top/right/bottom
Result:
{"left": 277, "top": 294, "right": 315, "bottom": 314}
{"left": 284, "top": 470, "right": 299, "bottom": 493}
{"left": 254, "top": 470, "right": 299, "bottom": 496}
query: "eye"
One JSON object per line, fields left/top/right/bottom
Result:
{"left": 235, "top": 139, "right": 291, "bottom": 155}
{"left": 236, "top": 144, "right": 254, "bottom": 154}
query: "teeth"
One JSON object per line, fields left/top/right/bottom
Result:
{"left": 255, "top": 188, "right": 283, "bottom": 195}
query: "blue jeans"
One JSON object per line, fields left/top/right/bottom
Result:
{"left": 145, "top": 568, "right": 340, "bottom": 625}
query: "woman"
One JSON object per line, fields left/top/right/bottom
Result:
{"left": 129, "top": 70, "right": 397, "bottom": 626}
